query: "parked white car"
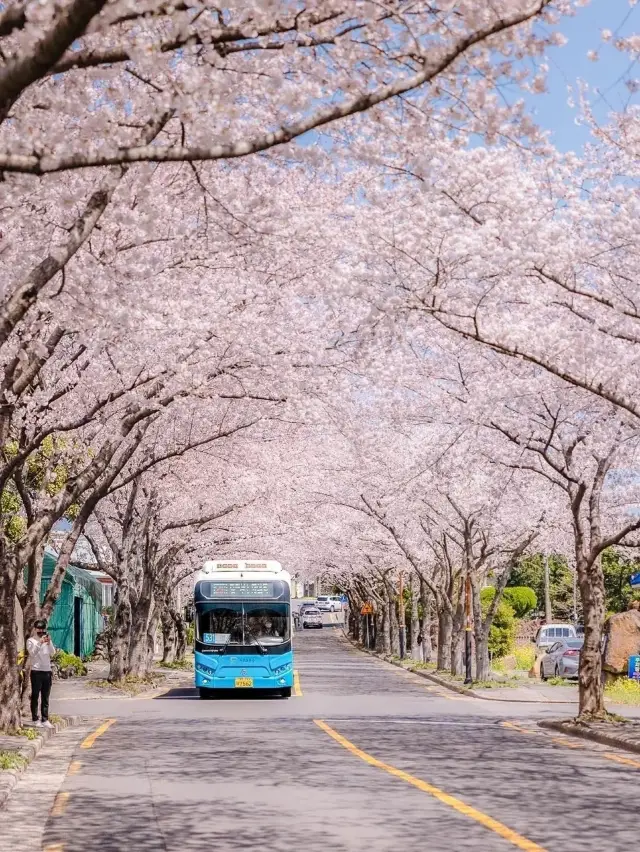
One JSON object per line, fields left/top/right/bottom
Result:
{"left": 316, "top": 595, "right": 341, "bottom": 612}
{"left": 302, "top": 607, "right": 323, "bottom": 629}
{"left": 534, "top": 623, "right": 577, "bottom": 652}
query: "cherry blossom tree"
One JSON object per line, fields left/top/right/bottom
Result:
{"left": 489, "top": 390, "right": 640, "bottom": 718}
{"left": 85, "top": 469, "right": 244, "bottom": 681}
{"left": 0, "top": 1, "right": 575, "bottom": 175}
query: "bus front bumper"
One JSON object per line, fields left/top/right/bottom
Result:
{"left": 195, "top": 672, "right": 294, "bottom": 690}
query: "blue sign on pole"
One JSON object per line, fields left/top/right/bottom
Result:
{"left": 628, "top": 656, "right": 640, "bottom": 681}
{"left": 630, "top": 572, "right": 640, "bottom": 588}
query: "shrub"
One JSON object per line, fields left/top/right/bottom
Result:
{"left": 480, "top": 588, "right": 516, "bottom": 658}
{"left": 53, "top": 651, "right": 87, "bottom": 677}
{"left": 186, "top": 624, "right": 195, "bottom": 646}
{"left": 503, "top": 587, "right": 538, "bottom": 618}
{"left": 605, "top": 678, "right": 640, "bottom": 706}
{"left": 513, "top": 645, "right": 536, "bottom": 671}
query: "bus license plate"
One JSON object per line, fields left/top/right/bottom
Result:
{"left": 235, "top": 677, "right": 253, "bottom": 688}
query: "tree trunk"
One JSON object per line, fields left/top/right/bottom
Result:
{"left": 128, "top": 593, "right": 154, "bottom": 678}
{"left": 410, "top": 575, "right": 421, "bottom": 660}
{"left": 387, "top": 584, "right": 399, "bottom": 656}
{"left": 451, "top": 599, "right": 465, "bottom": 676}
{"left": 0, "top": 561, "right": 21, "bottom": 730}
{"left": 475, "top": 633, "right": 490, "bottom": 682}
{"left": 109, "top": 581, "right": 131, "bottom": 682}
{"left": 172, "top": 607, "right": 187, "bottom": 661}
{"left": 377, "top": 606, "right": 390, "bottom": 654}
{"left": 174, "top": 613, "right": 187, "bottom": 662}
{"left": 471, "top": 582, "right": 489, "bottom": 683}
{"left": 161, "top": 609, "right": 176, "bottom": 664}
{"left": 145, "top": 608, "right": 160, "bottom": 673}
{"left": 419, "top": 579, "right": 432, "bottom": 663}
{"left": 437, "top": 608, "right": 452, "bottom": 671}
{"left": 577, "top": 556, "right": 606, "bottom": 719}
{"left": 544, "top": 554, "right": 552, "bottom": 622}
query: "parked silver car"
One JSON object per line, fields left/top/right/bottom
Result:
{"left": 540, "top": 638, "right": 583, "bottom": 680}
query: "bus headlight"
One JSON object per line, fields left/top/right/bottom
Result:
{"left": 273, "top": 662, "right": 291, "bottom": 675}
{"left": 196, "top": 663, "right": 216, "bottom": 677}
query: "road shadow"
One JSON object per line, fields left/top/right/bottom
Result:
{"left": 155, "top": 686, "right": 289, "bottom": 701}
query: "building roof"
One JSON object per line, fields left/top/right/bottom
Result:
{"left": 42, "top": 547, "right": 104, "bottom": 609}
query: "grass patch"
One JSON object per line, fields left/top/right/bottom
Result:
{"left": 156, "top": 658, "right": 193, "bottom": 671}
{"left": 605, "top": 678, "right": 640, "bottom": 706}
{"left": 49, "top": 714, "right": 63, "bottom": 725}
{"left": 94, "top": 673, "right": 165, "bottom": 696}
{"left": 8, "top": 727, "right": 38, "bottom": 740}
{"left": 472, "top": 679, "right": 520, "bottom": 689}
{"left": 547, "top": 676, "right": 575, "bottom": 686}
{"left": 0, "top": 751, "right": 27, "bottom": 771}
{"left": 410, "top": 661, "right": 437, "bottom": 670}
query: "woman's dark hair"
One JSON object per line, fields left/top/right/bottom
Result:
{"left": 34, "top": 619, "right": 47, "bottom": 630}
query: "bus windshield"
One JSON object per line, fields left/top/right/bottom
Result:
{"left": 197, "top": 602, "right": 290, "bottom": 648}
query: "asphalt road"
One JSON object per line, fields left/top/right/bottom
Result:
{"left": 3, "top": 629, "right": 640, "bottom": 852}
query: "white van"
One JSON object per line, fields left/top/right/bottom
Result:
{"left": 535, "top": 623, "right": 577, "bottom": 651}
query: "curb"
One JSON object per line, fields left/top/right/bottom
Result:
{"left": 341, "top": 631, "right": 575, "bottom": 704}
{"left": 538, "top": 719, "right": 640, "bottom": 755}
{"left": 0, "top": 715, "right": 81, "bottom": 810}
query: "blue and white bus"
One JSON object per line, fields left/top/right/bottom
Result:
{"left": 194, "top": 559, "right": 294, "bottom": 698}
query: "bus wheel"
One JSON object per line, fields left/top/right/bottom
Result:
{"left": 199, "top": 688, "right": 214, "bottom": 700}
{"left": 280, "top": 687, "right": 292, "bottom": 698}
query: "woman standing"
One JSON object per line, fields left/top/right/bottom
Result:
{"left": 26, "top": 619, "right": 55, "bottom": 728}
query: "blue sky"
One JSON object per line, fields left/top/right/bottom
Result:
{"left": 530, "top": 0, "right": 639, "bottom": 151}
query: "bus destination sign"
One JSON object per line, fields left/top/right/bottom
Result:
{"left": 204, "top": 581, "right": 275, "bottom": 599}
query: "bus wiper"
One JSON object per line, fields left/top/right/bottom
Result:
{"left": 221, "top": 622, "right": 241, "bottom": 654}
{"left": 245, "top": 629, "right": 267, "bottom": 654}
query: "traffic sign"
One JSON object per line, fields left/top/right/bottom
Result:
{"left": 630, "top": 572, "right": 640, "bottom": 588}
{"left": 361, "top": 602, "right": 373, "bottom": 615}
{"left": 628, "top": 655, "right": 640, "bottom": 680}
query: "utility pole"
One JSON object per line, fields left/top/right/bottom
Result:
{"left": 464, "top": 573, "right": 473, "bottom": 685}
{"left": 398, "top": 570, "right": 405, "bottom": 659}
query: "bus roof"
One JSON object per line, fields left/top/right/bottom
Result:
{"left": 201, "top": 559, "right": 283, "bottom": 574}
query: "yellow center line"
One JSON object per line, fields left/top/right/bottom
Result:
{"left": 50, "top": 791, "right": 70, "bottom": 818}
{"left": 604, "top": 752, "right": 640, "bottom": 769}
{"left": 551, "top": 737, "right": 584, "bottom": 749}
{"left": 67, "top": 760, "right": 82, "bottom": 776}
{"left": 315, "top": 720, "right": 546, "bottom": 852}
{"left": 43, "top": 845, "right": 64, "bottom": 852}
{"left": 293, "top": 670, "right": 303, "bottom": 697}
{"left": 80, "top": 718, "right": 116, "bottom": 749}
{"left": 501, "top": 721, "right": 538, "bottom": 736}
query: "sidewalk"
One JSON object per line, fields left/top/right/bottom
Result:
{"left": 53, "top": 659, "right": 193, "bottom": 701}
{"left": 0, "top": 715, "right": 81, "bottom": 810}
{"left": 435, "top": 674, "right": 640, "bottom": 718}
{"left": 342, "top": 633, "right": 640, "bottom": 717}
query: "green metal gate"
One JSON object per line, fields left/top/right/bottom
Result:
{"left": 40, "top": 549, "right": 104, "bottom": 658}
